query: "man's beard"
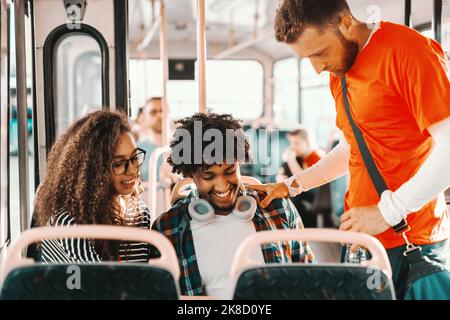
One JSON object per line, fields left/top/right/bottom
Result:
{"left": 334, "top": 30, "right": 359, "bottom": 76}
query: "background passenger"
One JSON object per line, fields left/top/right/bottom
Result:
{"left": 33, "top": 110, "right": 152, "bottom": 263}
{"left": 277, "top": 128, "right": 324, "bottom": 227}
{"left": 136, "top": 97, "right": 164, "bottom": 182}
{"left": 151, "top": 112, "right": 314, "bottom": 299}
{"left": 134, "top": 97, "right": 180, "bottom": 216}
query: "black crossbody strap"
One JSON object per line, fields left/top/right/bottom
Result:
{"left": 340, "top": 76, "right": 409, "bottom": 234}
{"left": 340, "top": 76, "right": 388, "bottom": 196}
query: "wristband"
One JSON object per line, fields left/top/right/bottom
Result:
{"left": 283, "top": 176, "right": 303, "bottom": 197}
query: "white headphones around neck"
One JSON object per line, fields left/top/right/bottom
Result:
{"left": 188, "top": 185, "right": 257, "bottom": 223}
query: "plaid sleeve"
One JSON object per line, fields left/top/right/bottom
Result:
{"left": 284, "top": 199, "right": 315, "bottom": 263}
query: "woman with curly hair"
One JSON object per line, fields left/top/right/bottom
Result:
{"left": 34, "top": 110, "right": 151, "bottom": 262}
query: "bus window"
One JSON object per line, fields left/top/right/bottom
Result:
{"left": 205, "top": 60, "right": 263, "bottom": 119}
{"left": 411, "top": 0, "right": 433, "bottom": 36}
{"left": 54, "top": 34, "right": 102, "bottom": 138}
{"left": 299, "top": 59, "right": 336, "bottom": 149}
{"left": 129, "top": 59, "right": 263, "bottom": 120}
{"left": 420, "top": 28, "right": 434, "bottom": 39}
{"left": 273, "top": 57, "right": 300, "bottom": 128}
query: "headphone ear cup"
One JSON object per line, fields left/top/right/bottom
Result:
{"left": 188, "top": 199, "right": 215, "bottom": 223}
{"left": 233, "top": 195, "right": 256, "bottom": 221}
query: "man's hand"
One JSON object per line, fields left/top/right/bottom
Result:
{"left": 339, "top": 206, "right": 390, "bottom": 252}
{"left": 339, "top": 206, "right": 390, "bottom": 235}
{"left": 246, "top": 182, "right": 290, "bottom": 208}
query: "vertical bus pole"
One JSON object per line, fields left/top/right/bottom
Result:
{"left": 404, "top": 0, "right": 411, "bottom": 27}
{"left": 158, "top": 0, "right": 171, "bottom": 213}
{"left": 159, "top": 0, "right": 169, "bottom": 146}
{"left": 197, "top": 0, "right": 207, "bottom": 113}
{"left": 433, "top": 0, "right": 442, "bottom": 44}
{"left": 14, "top": 0, "right": 30, "bottom": 232}
{"left": 253, "top": 0, "right": 259, "bottom": 38}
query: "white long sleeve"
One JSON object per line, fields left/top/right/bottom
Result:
{"left": 284, "top": 134, "right": 350, "bottom": 196}
{"left": 378, "top": 117, "right": 450, "bottom": 226}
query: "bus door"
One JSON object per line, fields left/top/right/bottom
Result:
{"left": 32, "top": 0, "right": 130, "bottom": 183}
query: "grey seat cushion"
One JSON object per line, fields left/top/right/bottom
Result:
{"left": 1, "top": 263, "right": 179, "bottom": 300}
{"left": 233, "top": 264, "right": 395, "bottom": 300}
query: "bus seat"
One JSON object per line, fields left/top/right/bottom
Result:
{"left": 169, "top": 176, "right": 262, "bottom": 206}
{"left": 0, "top": 226, "right": 180, "bottom": 300}
{"left": 312, "top": 184, "right": 336, "bottom": 228}
{"left": 329, "top": 175, "right": 348, "bottom": 225}
{"left": 241, "top": 176, "right": 262, "bottom": 185}
{"left": 146, "top": 146, "right": 172, "bottom": 220}
{"left": 231, "top": 229, "right": 395, "bottom": 300}
{"left": 170, "top": 178, "right": 194, "bottom": 205}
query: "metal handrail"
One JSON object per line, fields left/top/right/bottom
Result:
{"left": 196, "top": 0, "right": 207, "bottom": 113}
{"left": 14, "top": 0, "right": 30, "bottom": 232}
{"left": 147, "top": 146, "right": 171, "bottom": 221}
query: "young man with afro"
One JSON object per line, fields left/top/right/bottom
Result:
{"left": 151, "top": 112, "right": 314, "bottom": 299}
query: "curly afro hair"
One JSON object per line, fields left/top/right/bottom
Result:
{"left": 167, "top": 112, "right": 251, "bottom": 177}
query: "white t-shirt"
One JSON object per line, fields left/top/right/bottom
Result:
{"left": 190, "top": 214, "right": 265, "bottom": 299}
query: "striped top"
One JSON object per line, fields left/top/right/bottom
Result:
{"left": 40, "top": 200, "right": 152, "bottom": 263}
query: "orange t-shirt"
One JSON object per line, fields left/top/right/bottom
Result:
{"left": 303, "top": 150, "right": 323, "bottom": 168}
{"left": 330, "top": 21, "right": 450, "bottom": 249}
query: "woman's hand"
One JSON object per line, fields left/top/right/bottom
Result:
{"left": 246, "top": 182, "right": 290, "bottom": 208}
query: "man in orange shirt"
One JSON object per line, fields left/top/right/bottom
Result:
{"left": 249, "top": 0, "right": 450, "bottom": 297}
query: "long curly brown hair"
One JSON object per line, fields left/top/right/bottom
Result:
{"left": 34, "top": 110, "right": 137, "bottom": 260}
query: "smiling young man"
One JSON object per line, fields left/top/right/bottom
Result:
{"left": 151, "top": 112, "right": 314, "bottom": 298}
{"left": 248, "top": 0, "right": 450, "bottom": 297}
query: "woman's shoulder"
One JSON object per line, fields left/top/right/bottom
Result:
{"left": 48, "top": 209, "right": 76, "bottom": 226}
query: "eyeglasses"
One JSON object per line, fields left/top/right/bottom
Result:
{"left": 111, "top": 148, "right": 146, "bottom": 175}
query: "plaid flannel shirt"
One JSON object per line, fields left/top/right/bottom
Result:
{"left": 151, "top": 192, "right": 314, "bottom": 296}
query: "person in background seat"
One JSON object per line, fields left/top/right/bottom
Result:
{"left": 134, "top": 97, "right": 164, "bottom": 182}
{"left": 33, "top": 110, "right": 152, "bottom": 263}
{"left": 133, "top": 97, "right": 180, "bottom": 213}
{"left": 277, "top": 127, "right": 324, "bottom": 227}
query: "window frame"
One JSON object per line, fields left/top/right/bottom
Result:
{"left": 129, "top": 58, "right": 265, "bottom": 121}
{"left": 43, "top": 23, "right": 109, "bottom": 156}
{"left": 272, "top": 56, "right": 301, "bottom": 125}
